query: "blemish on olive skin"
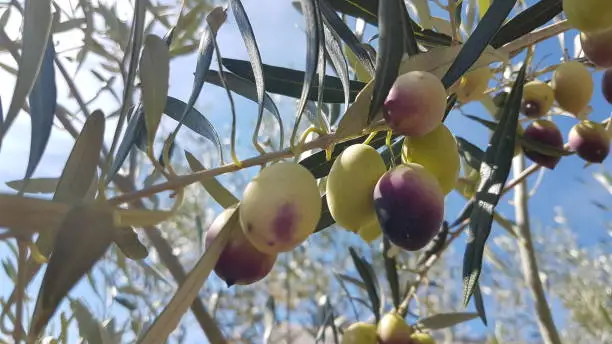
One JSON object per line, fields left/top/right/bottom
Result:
{"left": 273, "top": 203, "right": 298, "bottom": 242}
{"left": 247, "top": 223, "right": 253, "bottom": 232}
{"left": 267, "top": 241, "right": 275, "bottom": 247}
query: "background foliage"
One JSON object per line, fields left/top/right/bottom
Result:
{"left": 0, "top": 0, "right": 611, "bottom": 343}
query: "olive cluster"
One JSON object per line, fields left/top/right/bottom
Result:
{"left": 341, "top": 312, "right": 436, "bottom": 344}
{"left": 204, "top": 70, "right": 461, "bottom": 288}
{"left": 203, "top": 10, "right": 612, "bottom": 290}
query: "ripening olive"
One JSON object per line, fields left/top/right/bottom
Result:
{"left": 383, "top": 71, "right": 448, "bottom": 137}
{"left": 240, "top": 162, "right": 322, "bottom": 254}
{"left": 205, "top": 207, "right": 277, "bottom": 287}
{"left": 373, "top": 163, "right": 445, "bottom": 252}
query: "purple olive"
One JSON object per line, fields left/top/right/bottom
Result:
{"left": 205, "top": 208, "right": 277, "bottom": 287}
{"left": 522, "top": 120, "right": 565, "bottom": 169}
{"left": 373, "top": 163, "right": 444, "bottom": 252}
{"left": 383, "top": 71, "right": 447, "bottom": 137}
{"left": 603, "top": 68, "right": 612, "bottom": 105}
{"left": 580, "top": 28, "right": 612, "bottom": 68}
{"left": 568, "top": 120, "right": 610, "bottom": 163}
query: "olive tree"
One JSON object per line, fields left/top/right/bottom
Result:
{"left": 0, "top": 0, "right": 611, "bottom": 343}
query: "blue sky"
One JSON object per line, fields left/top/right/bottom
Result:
{"left": 1, "top": 0, "right": 612, "bottom": 342}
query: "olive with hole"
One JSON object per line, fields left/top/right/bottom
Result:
{"left": 383, "top": 71, "right": 448, "bottom": 137}
{"left": 373, "top": 163, "right": 445, "bottom": 252}
{"left": 205, "top": 207, "right": 277, "bottom": 287}
{"left": 239, "top": 162, "right": 322, "bottom": 254}
{"left": 521, "top": 80, "right": 554, "bottom": 118}
{"left": 521, "top": 120, "right": 565, "bottom": 169}
{"left": 568, "top": 120, "right": 610, "bottom": 163}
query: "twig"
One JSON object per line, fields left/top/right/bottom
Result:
{"left": 106, "top": 125, "right": 384, "bottom": 206}
{"left": 501, "top": 20, "right": 571, "bottom": 57}
{"left": 512, "top": 153, "right": 561, "bottom": 344}
{"left": 502, "top": 162, "right": 541, "bottom": 195}
{"left": 396, "top": 221, "right": 470, "bottom": 317}
{"left": 13, "top": 239, "right": 28, "bottom": 343}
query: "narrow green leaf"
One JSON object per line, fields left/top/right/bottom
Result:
{"left": 454, "top": 0, "right": 464, "bottom": 28}
{"left": 0, "top": 6, "right": 12, "bottom": 29}
{"left": 290, "top": 0, "right": 321, "bottom": 145}
{"left": 367, "top": 0, "right": 406, "bottom": 124}
{"left": 109, "top": 0, "right": 146, "bottom": 165}
{"left": 185, "top": 151, "right": 239, "bottom": 209}
{"left": 416, "top": 312, "right": 479, "bottom": 329}
{"left": 34, "top": 110, "right": 105, "bottom": 260}
{"left": 6, "top": 177, "right": 59, "bottom": 194}
{"left": 417, "top": 222, "right": 449, "bottom": 266}
{"left": 456, "top": 137, "right": 484, "bottom": 170}
{"left": 299, "top": 131, "right": 390, "bottom": 178}
{"left": 30, "top": 204, "right": 115, "bottom": 338}
{"left": 108, "top": 97, "right": 223, "bottom": 181}
{"left": 167, "top": 7, "right": 226, "bottom": 158}
{"left": 140, "top": 34, "right": 170, "bottom": 147}
{"left": 452, "top": 199, "right": 475, "bottom": 227}
{"left": 398, "top": 0, "right": 419, "bottom": 56}
{"left": 349, "top": 247, "right": 381, "bottom": 323}
{"left": 440, "top": 0, "right": 518, "bottom": 89}
{"left": 113, "top": 227, "right": 149, "bottom": 261}
{"left": 333, "top": 272, "right": 368, "bottom": 290}
{"left": 473, "top": 282, "right": 488, "bottom": 325}
{"left": 462, "top": 61, "right": 527, "bottom": 306}
{"left": 314, "top": 195, "right": 335, "bottom": 232}
{"left": 221, "top": 58, "right": 367, "bottom": 103}
{"left": 323, "top": 24, "right": 351, "bottom": 112}
{"left": 520, "top": 133, "right": 574, "bottom": 157}
{"left": 205, "top": 70, "right": 284, "bottom": 147}
{"left": 54, "top": 110, "right": 105, "bottom": 203}
{"left": 382, "top": 237, "right": 400, "bottom": 309}
{"left": 136, "top": 206, "right": 238, "bottom": 344}
{"left": 0, "top": 0, "right": 52, "bottom": 143}
{"left": 0, "top": 194, "right": 71, "bottom": 238}
{"left": 326, "top": 0, "right": 378, "bottom": 24}
{"left": 228, "top": 0, "right": 270, "bottom": 150}
{"left": 70, "top": 299, "right": 106, "bottom": 344}
{"left": 25, "top": 34, "right": 56, "bottom": 181}
{"left": 490, "top": 0, "right": 562, "bottom": 48}
{"left": 319, "top": 0, "right": 375, "bottom": 75}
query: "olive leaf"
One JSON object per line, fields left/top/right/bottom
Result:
{"left": 30, "top": 204, "right": 115, "bottom": 338}
{"left": 462, "top": 60, "right": 527, "bottom": 306}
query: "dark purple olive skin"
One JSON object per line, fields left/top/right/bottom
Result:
{"left": 568, "top": 120, "right": 610, "bottom": 163}
{"left": 373, "top": 164, "right": 444, "bottom": 252}
{"left": 603, "top": 68, "right": 612, "bottom": 105}
{"left": 581, "top": 29, "right": 612, "bottom": 68}
{"left": 522, "top": 120, "right": 565, "bottom": 169}
{"left": 205, "top": 210, "right": 277, "bottom": 287}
